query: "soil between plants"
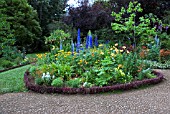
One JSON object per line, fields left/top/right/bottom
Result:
{"left": 24, "top": 70, "right": 164, "bottom": 94}
{"left": 0, "top": 69, "right": 169, "bottom": 114}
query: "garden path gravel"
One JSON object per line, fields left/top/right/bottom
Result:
{"left": 0, "top": 69, "right": 170, "bottom": 114}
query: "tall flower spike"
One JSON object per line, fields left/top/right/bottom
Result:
{"left": 60, "top": 39, "right": 62, "bottom": 50}
{"left": 88, "top": 30, "right": 93, "bottom": 48}
{"left": 77, "top": 28, "right": 81, "bottom": 45}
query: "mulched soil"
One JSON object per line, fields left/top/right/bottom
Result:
{"left": 0, "top": 69, "right": 170, "bottom": 114}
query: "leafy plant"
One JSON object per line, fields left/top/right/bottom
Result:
{"left": 111, "top": 1, "right": 158, "bottom": 48}
{"left": 35, "top": 78, "right": 43, "bottom": 85}
{"left": 66, "top": 78, "right": 82, "bottom": 88}
{"left": 51, "top": 77, "right": 63, "bottom": 87}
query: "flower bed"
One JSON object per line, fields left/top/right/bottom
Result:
{"left": 24, "top": 70, "right": 164, "bottom": 94}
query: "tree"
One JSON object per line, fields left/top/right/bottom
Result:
{"left": 28, "top": 0, "right": 68, "bottom": 36}
{"left": 0, "top": 0, "right": 42, "bottom": 52}
{"left": 0, "top": 13, "right": 15, "bottom": 57}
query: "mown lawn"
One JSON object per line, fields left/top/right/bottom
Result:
{"left": 0, "top": 65, "right": 30, "bottom": 94}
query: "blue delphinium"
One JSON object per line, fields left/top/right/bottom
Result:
{"left": 76, "top": 28, "right": 81, "bottom": 53}
{"left": 77, "top": 28, "right": 81, "bottom": 45}
{"left": 60, "top": 39, "right": 62, "bottom": 50}
{"left": 88, "top": 30, "right": 93, "bottom": 48}
{"left": 86, "top": 36, "right": 89, "bottom": 49}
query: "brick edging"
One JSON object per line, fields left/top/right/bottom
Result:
{"left": 24, "top": 71, "right": 164, "bottom": 94}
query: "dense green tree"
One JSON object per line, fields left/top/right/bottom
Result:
{"left": 0, "top": 13, "right": 15, "bottom": 57}
{"left": 28, "top": 0, "right": 68, "bottom": 36}
{"left": 0, "top": 0, "right": 42, "bottom": 52}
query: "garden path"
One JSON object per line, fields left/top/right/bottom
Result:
{"left": 0, "top": 69, "right": 170, "bottom": 114}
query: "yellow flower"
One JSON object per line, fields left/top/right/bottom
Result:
{"left": 67, "top": 51, "right": 71, "bottom": 55}
{"left": 122, "top": 46, "right": 126, "bottom": 49}
{"left": 95, "top": 61, "right": 98, "bottom": 64}
{"left": 85, "top": 61, "right": 88, "bottom": 64}
{"left": 120, "top": 50, "right": 123, "bottom": 52}
{"left": 118, "top": 64, "right": 123, "bottom": 69}
{"left": 58, "top": 50, "right": 64, "bottom": 53}
{"left": 56, "top": 58, "right": 58, "bottom": 60}
{"left": 111, "top": 53, "right": 115, "bottom": 57}
{"left": 115, "top": 43, "right": 118, "bottom": 46}
{"left": 99, "top": 44, "right": 103, "bottom": 47}
{"left": 120, "top": 70, "right": 125, "bottom": 76}
{"left": 52, "top": 46, "right": 55, "bottom": 50}
{"left": 115, "top": 48, "right": 119, "bottom": 54}
{"left": 100, "top": 51, "right": 104, "bottom": 55}
{"left": 110, "top": 48, "right": 113, "bottom": 50}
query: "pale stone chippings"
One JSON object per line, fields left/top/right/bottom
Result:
{"left": 0, "top": 70, "right": 170, "bottom": 114}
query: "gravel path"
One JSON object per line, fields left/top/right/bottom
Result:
{"left": 0, "top": 69, "right": 170, "bottom": 114}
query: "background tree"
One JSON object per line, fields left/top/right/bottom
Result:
{"left": 28, "top": 0, "right": 68, "bottom": 36}
{"left": 0, "top": 0, "right": 42, "bottom": 52}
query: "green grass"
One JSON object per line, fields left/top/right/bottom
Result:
{"left": 0, "top": 65, "right": 31, "bottom": 94}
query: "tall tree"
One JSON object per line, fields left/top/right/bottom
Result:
{"left": 28, "top": 0, "right": 68, "bottom": 36}
{"left": 0, "top": 0, "right": 42, "bottom": 52}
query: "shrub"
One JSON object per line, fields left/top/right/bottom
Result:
{"left": 35, "top": 78, "right": 43, "bottom": 85}
{"left": 0, "top": 59, "right": 14, "bottom": 68}
{"left": 51, "top": 78, "right": 63, "bottom": 87}
{"left": 66, "top": 78, "right": 82, "bottom": 88}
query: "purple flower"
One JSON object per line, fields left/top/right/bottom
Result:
{"left": 165, "top": 26, "right": 169, "bottom": 32}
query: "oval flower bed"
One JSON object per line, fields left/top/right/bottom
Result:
{"left": 24, "top": 70, "right": 164, "bottom": 94}
{"left": 25, "top": 30, "right": 165, "bottom": 94}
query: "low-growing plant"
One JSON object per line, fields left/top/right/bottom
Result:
{"left": 35, "top": 78, "right": 43, "bottom": 85}
{"left": 66, "top": 78, "right": 82, "bottom": 88}
{"left": 51, "top": 77, "right": 63, "bottom": 87}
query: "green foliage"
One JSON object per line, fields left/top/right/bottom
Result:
{"left": 28, "top": 0, "right": 67, "bottom": 36}
{"left": 35, "top": 78, "right": 43, "bottom": 85}
{"left": 66, "top": 78, "right": 82, "bottom": 88}
{"left": 0, "top": 59, "right": 14, "bottom": 68}
{"left": 0, "top": 0, "right": 42, "bottom": 51}
{"left": 146, "top": 45, "right": 160, "bottom": 61}
{"left": 31, "top": 42, "right": 153, "bottom": 88}
{"left": 111, "top": 1, "right": 158, "bottom": 47}
{"left": 45, "top": 29, "right": 70, "bottom": 49}
{"left": 51, "top": 77, "right": 63, "bottom": 87}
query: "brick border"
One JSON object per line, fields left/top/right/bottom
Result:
{"left": 24, "top": 71, "right": 164, "bottom": 94}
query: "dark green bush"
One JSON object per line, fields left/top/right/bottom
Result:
{"left": 0, "top": 59, "right": 14, "bottom": 68}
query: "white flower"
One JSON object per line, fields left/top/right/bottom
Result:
{"left": 42, "top": 73, "right": 46, "bottom": 79}
{"left": 83, "top": 82, "right": 88, "bottom": 87}
{"left": 45, "top": 72, "right": 51, "bottom": 78}
{"left": 52, "top": 75, "right": 55, "bottom": 79}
